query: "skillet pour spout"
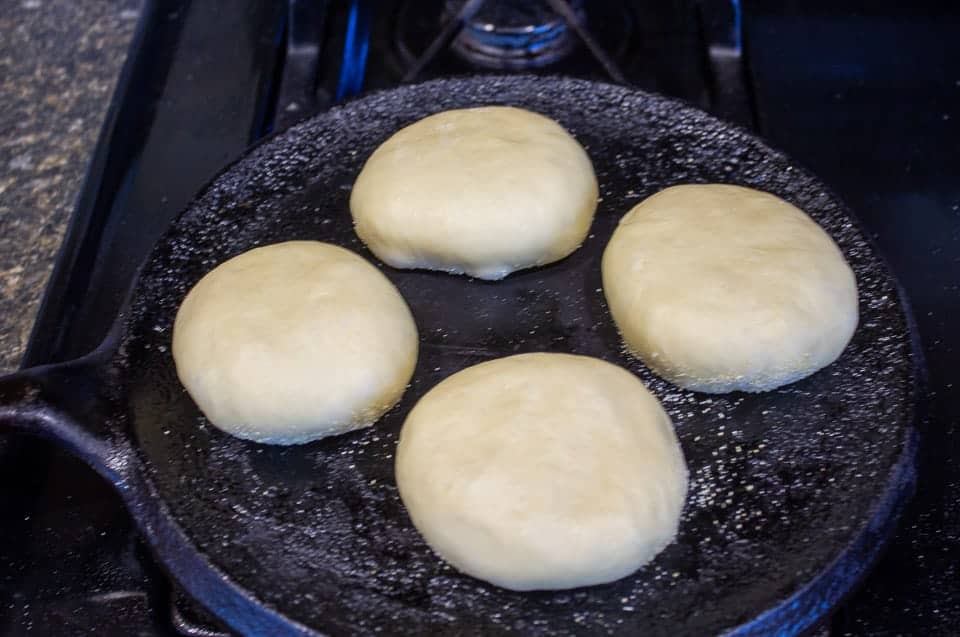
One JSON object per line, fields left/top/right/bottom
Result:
{"left": 0, "top": 352, "right": 133, "bottom": 485}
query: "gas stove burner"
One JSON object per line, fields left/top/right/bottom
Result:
{"left": 447, "top": 0, "right": 585, "bottom": 70}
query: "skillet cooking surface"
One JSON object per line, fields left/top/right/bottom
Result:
{"left": 122, "top": 76, "right": 916, "bottom": 635}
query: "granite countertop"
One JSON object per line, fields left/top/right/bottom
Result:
{"left": 0, "top": 0, "right": 141, "bottom": 374}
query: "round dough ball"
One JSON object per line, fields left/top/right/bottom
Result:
{"left": 395, "top": 353, "right": 687, "bottom": 591}
{"left": 172, "top": 241, "right": 418, "bottom": 444}
{"left": 602, "top": 184, "right": 859, "bottom": 393}
{"left": 350, "top": 106, "right": 598, "bottom": 280}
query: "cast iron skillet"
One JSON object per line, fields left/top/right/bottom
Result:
{"left": 0, "top": 77, "right": 920, "bottom": 636}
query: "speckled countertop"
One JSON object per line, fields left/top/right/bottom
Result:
{"left": 0, "top": 0, "right": 141, "bottom": 374}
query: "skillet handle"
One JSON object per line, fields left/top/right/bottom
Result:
{"left": 0, "top": 354, "right": 130, "bottom": 484}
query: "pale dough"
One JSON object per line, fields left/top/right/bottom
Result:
{"left": 172, "top": 241, "right": 418, "bottom": 444}
{"left": 395, "top": 353, "right": 688, "bottom": 591}
{"left": 350, "top": 106, "right": 598, "bottom": 280}
{"left": 602, "top": 184, "right": 859, "bottom": 393}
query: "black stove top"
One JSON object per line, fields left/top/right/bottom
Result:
{"left": 1, "top": 0, "right": 957, "bottom": 634}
